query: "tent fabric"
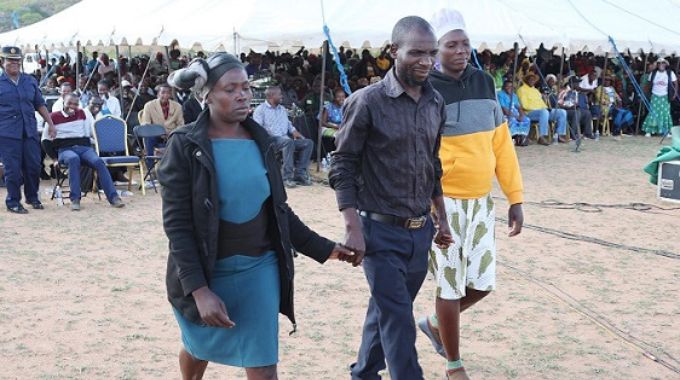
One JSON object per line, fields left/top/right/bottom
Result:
{"left": 1, "top": 0, "right": 679, "bottom": 54}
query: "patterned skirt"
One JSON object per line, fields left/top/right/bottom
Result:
{"left": 642, "top": 95, "right": 673, "bottom": 134}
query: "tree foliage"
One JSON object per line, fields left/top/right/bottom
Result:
{"left": 0, "top": 0, "right": 79, "bottom": 33}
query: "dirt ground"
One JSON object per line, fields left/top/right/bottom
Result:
{"left": 1, "top": 135, "right": 679, "bottom": 380}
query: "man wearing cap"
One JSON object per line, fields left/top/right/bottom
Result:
{"left": 416, "top": 10, "right": 524, "bottom": 379}
{"left": 330, "top": 16, "right": 449, "bottom": 380}
{"left": 517, "top": 73, "right": 568, "bottom": 145}
{"left": 0, "top": 46, "right": 56, "bottom": 213}
{"left": 643, "top": 57, "right": 678, "bottom": 137}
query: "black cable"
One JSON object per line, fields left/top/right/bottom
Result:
{"left": 499, "top": 198, "right": 680, "bottom": 213}
{"left": 496, "top": 216, "right": 680, "bottom": 260}
{"left": 501, "top": 261, "right": 680, "bottom": 375}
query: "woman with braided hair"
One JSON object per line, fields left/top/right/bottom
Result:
{"left": 157, "top": 53, "right": 353, "bottom": 380}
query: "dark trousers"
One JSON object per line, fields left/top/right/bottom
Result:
{"left": 351, "top": 216, "right": 434, "bottom": 380}
{"left": 566, "top": 109, "right": 593, "bottom": 137}
{"left": 0, "top": 136, "right": 41, "bottom": 207}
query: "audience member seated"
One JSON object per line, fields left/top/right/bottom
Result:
{"left": 83, "top": 96, "right": 104, "bottom": 124}
{"left": 46, "top": 93, "right": 125, "bottom": 211}
{"left": 97, "top": 53, "right": 116, "bottom": 77}
{"left": 595, "top": 76, "right": 633, "bottom": 139}
{"left": 140, "top": 84, "right": 182, "bottom": 169}
{"left": 517, "top": 74, "right": 567, "bottom": 145}
{"left": 182, "top": 91, "right": 203, "bottom": 124}
{"left": 97, "top": 80, "right": 121, "bottom": 118}
{"left": 320, "top": 88, "right": 346, "bottom": 140}
{"left": 497, "top": 79, "right": 531, "bottom": 146}
{"left": 558, "top": 77, "right": 594, "bottom": 139}
{"left": 253, "top": 86, "right": 313, "bottom": 188}
{"left": 51, "top": 82, "right": 73, "bottom": 112}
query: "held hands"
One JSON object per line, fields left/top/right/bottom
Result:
{"left": 328, "top": 244, "right": 355, "bottom": 263}
{"left": 192, "top": 286, "right": 235, "bottom": 328}
{"left": 508, "top": 204, "right": 524, "bottom": 237}
{"left": 342, "top": 227, "right": 366, "bottom": 267}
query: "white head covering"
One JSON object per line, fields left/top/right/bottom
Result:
{"left": 431, "top": 9, "right": 467, "bottom": 41}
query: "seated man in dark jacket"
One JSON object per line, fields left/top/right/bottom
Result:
{"left": 46, "top": 93, "right": 125, "bottom": 211}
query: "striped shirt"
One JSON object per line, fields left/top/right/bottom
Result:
{"left": 49, "top": 109, "right": 92, "bottom": 139}
{"left": 252, "top": 101, "right": 296, "bottom": 137}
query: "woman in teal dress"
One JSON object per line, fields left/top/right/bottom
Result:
{"left": 158, "top": 53, "right": 353, "bottom": 380}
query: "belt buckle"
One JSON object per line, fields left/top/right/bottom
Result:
{"left": 406, "top": 216, "right": 426, "bottom": 229}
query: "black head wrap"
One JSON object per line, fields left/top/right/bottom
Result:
{"left": 168, "top": 52, "right": 244, "bottom": 97}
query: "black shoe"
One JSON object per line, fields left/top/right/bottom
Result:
{"left": 29, "top": 201, "right": 44, "bottom": 210}
{"left": 7, "top": 204, "right": 28, "bottom": 214}
{"left": 40, "top": 171, "right": 52, "bottom": 180}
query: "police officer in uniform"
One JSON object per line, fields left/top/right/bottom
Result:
{"left": 0, "top": 46, "right": 56, "bottom": 213}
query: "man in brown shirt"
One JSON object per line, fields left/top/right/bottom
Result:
{"left": 329, "top": 16, "right": 452, "bottom": 380}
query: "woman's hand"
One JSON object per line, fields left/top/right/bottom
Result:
{"left": 192, "top": 286, "right": 235, "bottom": 328}
{"left": 328, "top": 244, "right": 355, "bottom": 263}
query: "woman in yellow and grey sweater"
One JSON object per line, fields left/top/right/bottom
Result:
{"left": 417, "top": 9, "right": 525, "bottom": 380}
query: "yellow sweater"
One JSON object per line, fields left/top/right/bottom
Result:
{"left": 431, "top": 68, "right": 524, "bottom": 205}
{"left": 517, "top": 83, "right": 547, "bottom": 111}
{"left": 439, "top": 121, "right": 524, "bottom": 205}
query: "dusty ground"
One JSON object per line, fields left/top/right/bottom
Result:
{"left": 1, "top": 135, "right": 679, "bottom": 380}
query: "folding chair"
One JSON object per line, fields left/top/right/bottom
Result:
{"left": 133, "top": 124, "right": 166, "bottom": 193}
{"left": 40, "top": 139, "right": 98, "bottom": 201}
{"left": 93, "top": 115, "right": 146, "bottom": 195}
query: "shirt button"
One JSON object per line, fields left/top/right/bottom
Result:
{"left": 196, "top": 151, "right": 202, "bottom": 157}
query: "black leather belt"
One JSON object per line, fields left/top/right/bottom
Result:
{"left": 359, "top": 211, "right": 428, "bottom": 230}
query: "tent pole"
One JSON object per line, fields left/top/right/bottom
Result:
{"left": 125, "top": 52, "right": 151, "bottom": 124}
{"left": 557, "top": 48, "right": 566, "bottom": 138}
{"left": 316, "top": 40, "right": 328, "bottom": 173}
{"left": 164, "top": 45, "right": 171, "bottom": 73}
{"left": 75, "top": 41, "right": 80, "bottom": 92}
{"left": 635, "top": 51, "right": 649, "bottom": 135}
{"left": 233, "top": 28, "right": 238, "bottom": 55}
{"left": 128, "top": 45, "right": 132, "bottom": 59}
{"left": 115, "top": 45, "right": 125, "bottom": 117}
{"left": 510, "top": 42, "right": 519, "bottom": 88}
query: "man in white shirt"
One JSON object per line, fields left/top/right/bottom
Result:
{"left": 253, "top": 86, "right": 314, "bottom": 188}
{"left": 52, "top": 82, "right": 73, "bottom": 112}
{"left": 97, "top": 80, "right": 121, "bottom": 118}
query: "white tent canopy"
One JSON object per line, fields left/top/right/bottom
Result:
{"left": 1, "top": 0, "right": 679, "bottom": 54}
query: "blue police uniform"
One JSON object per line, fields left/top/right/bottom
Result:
{"left": 0, "top": 67, "right": 46, "bottom": 209}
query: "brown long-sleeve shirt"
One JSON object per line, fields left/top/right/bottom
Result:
{"left": 329, "top": 69, "right": 445, "bottom": 218}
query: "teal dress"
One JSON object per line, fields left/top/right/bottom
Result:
{"left": 173, "top": 139, "right": 280, "bottom": 367}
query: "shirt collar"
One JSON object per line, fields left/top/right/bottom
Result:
{"left": 264, "top": 100, "right": 280, "bottom": 109}
{"left": 383, "top": 67, "right": 434, "bottom": 99}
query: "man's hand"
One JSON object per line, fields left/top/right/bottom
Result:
{"left": 48, "top": 124, "right": 57, "bottom": 139}
{"left": 192, "top": 286, "right": 235, "bottom": 328}
{"left": 344, "top": 228, "right": 366, "bottom": 267}
{"left": 508, "top": 203, "right": 524, "bottom": 237}
{"left": 328, "top": 244, "right": 355, "bottom": 263}
{"left": 434, "top": 220, "right": 453, "bottom": 249}
{"left": 341, "top": 208, "right": 366, "bottom": 267}
{"left": 292, "top": 130, "right": 304, "bottom": 140}
{"left": 431, "top": 196, "right": 453, "bottom": 249}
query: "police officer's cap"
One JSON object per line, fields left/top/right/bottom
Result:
{"left": 1, "top": 46, "right": 23, "bottom": 59}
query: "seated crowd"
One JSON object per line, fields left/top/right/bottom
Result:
{"left": 4, "top": 44, "right": 678, "bottom": 210}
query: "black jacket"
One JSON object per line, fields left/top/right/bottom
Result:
{"left": 157, "top": 109, "right": 335, "bottom": 327}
